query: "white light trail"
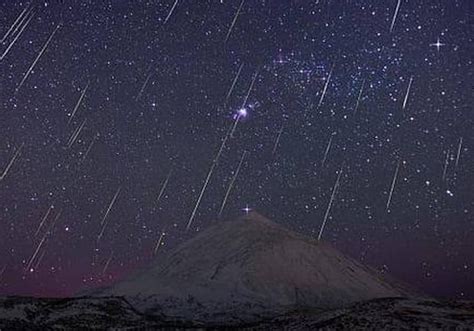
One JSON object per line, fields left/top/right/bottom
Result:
{"left": 35, "top": 204, "right": 54, "bottom": 237}
{"left": 1, "top": 4, "right": 31, "bottom": 43}
{"left": 1, "top": 143, "right": 24, "bottom": 181}
{"left": 218, "top": 151, "right": 247, "bottom": 217}
{"left": 386, "top": 160, "right": 401, "bottom": 211}
{"left": 225, "top": 63, "right": 244, "bottom": 104}
{"left": 136, "top": 71, "right": 153, "bottom": 100}
{"left": 69, "top": 82, "right": 90, "bottom": 124}
{"left": 98, "top": 187, "right": 121, "bottom": 241}
{"left": 318, "top": 64, "right": 334, "bottom": 108}
{"left": 186, "top": 127, "right": 231, "bottom": 230}
{"left": 154, "top": 232, "right": 166, "bottom": 255}
{"left": 272, "top": 125, "right": 284, "bottom": 155}
{"left": 67, "top": 118, "right": 87, "bottom": 148}
{"left": 442, "top": 149, "right": 450, "bottom": 181}
{"left": 164, "top": 0, "right": 179, "bottom": 24}
{"left": 102, "top": 251, "right": 114, "bottom": 275}
{"left": 321, "top": 134, "right": 334, "bottom": 167}
{"left": 0, "top": 8, "right": 35, "bottom": 60}
{"left": 455, "top": 137, "right": 463, "bottom": 170}
{"left": 225, "top": 0, "right": 245, "bottom": 43}
{"left": 156, "top": 169, "right": 172, "bottom": 205}
{"left": 402, "top": 76, "right": 413, "bottom": 110}
{"left": 16, "top": 24, "right": 61, "bottom": 92}
{"left": 354, "top": 79, "right": 365, "bottom": 114}
{"left": 318, "top": 166, "right": 344, "bottom": 241}
{"left": 389, "top": 0, "right": 402, "bottom": 33}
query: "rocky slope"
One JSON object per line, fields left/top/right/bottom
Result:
{"left": 0, "top": 296, "right": 473, "bottom": 329}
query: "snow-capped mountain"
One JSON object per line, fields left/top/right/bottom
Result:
{"left": 1, "top": 212, "right": 472, "bottom": 329}
{"left": 94, "top": 211, "right": 413, "bottom": 322}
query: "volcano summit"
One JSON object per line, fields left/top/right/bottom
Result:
{"left": 95, "top": 211, "right": 413, "bottom": 322}
{"left": 1, "top": 212, "right": 472, "bottom": 329}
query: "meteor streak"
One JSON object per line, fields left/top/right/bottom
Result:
{"left": 455, "top": 137, "right": 463, "bottom": 170}
{"left": 82, "top": 134, "right": 97, "bottom": 162}
{"left": 389, "top": 0, "right": 402, "bottom": 33}
{"left": 164, "top": 0, "right": 179, "bottom": 24}
{"left": 230, "top": 70, "right": 258, "bottom": 138}
{"left": 241, "top": 69, "right": 259, "bottom": 109}
{"left": 8, "top": 5, "right": 34, "bottom": 41}
{"left": 386, "top": 160, "right": 401, "bottom": 211}
{"left": 225, "top": 63, "right": 244, "bottom": 104}
{"left": 321, "top": 134, "right": 334, "bottom": 167}
{"left": 69, "top": 82, "right": 90, "bottom": 124}
{"left": 230, "top": 110, "right": 244, "bottom": 138}
{"left": 154, "top": 232, "right": 166, "bottom": 254}
{"left": 318, "top": 64, "right": 334, "bottom": 108}
{"left": 442, "top": 149, "right": 450, "bottom": 181}
{"left": 33, "top": 250, "right": 46, "bottom": 270}
{"left": 402, "top": 76, "right": 413, "bottom": 110}
{"left": 102, "top": 251, "right": 114, "bottom": 275}
{"left": 272, "top": 125, "right": 284, "bottom": 155}
{"left": 186, "top": 127, "right": 231, "bottom": 230}
{"left": 26, "top": 231, "right": 47, "bottom": 271}
{"left": 136, "top": 72, "right": 153, "bottom": 100}
{"left": 1, "top": 9, "right": 35, "bottom": 60}
{"left": 16, "top": 24, "right": 61, "bottom": 92}
{"left": 156, "top": 169, "right": 172, "bottom": 205}
{"left": 353, "top": 79, "right": 365, "bottom": 114}
{"left": 225, "top": 0, "right": 245, "bottom": 43}
{"left": 1, "top": 142, "right": 24, "bottom": 181}
{"left": 1, "top": 4, "right": 31, "bottom": 43}
{"left": 35, "top": 204, "right": 54, "bottom": 237}
{"left": 101, "top": 187, "right": 121, "bottom": 226}
{"left": 318, "top": 166, "right": 344, "bottom": 241}
{"left": 218, "top": 151, "right": 247, "bottom": 217}
{"left": 98, "top": 187, "right": 121, "bottom": 241}
{"left": 49, "top": 209, "right": 62, "bottom": 229}
{"left": 67, "top": 118, "right": 87, "bottom": 148}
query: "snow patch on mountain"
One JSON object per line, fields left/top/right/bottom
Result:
{"left": 94, "top": 212, "right": 414, "bottom": 322}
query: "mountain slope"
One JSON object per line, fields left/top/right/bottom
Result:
{"left": 95, "top": 212, "right": 414, "bottom": 322}
{"left": 244, "top": 297, "right": 474, "bottom": 330}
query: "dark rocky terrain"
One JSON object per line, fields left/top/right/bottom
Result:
{"left": 0, "top": 296, "right": 473, "bottom": 330}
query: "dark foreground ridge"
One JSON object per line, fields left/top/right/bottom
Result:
{"left": 0, "top": 296, "right": 473, "bottom": 330}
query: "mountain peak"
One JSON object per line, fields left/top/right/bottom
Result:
{"left": 237, "top": 210, "right": 278, "bottom": 227}
{"left": 95, "top": 213, "right": 415, "bottom": 321}
{"left": 239, "top": 210, "right": 268, "bottom": 221}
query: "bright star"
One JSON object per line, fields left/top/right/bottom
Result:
{"left": 430, "top": 37, "right": 445, "bottom": 52}
{"left": 242, "top": 204, "right": 252, "bottom": 214}
{"left": 237, "top": 108, "right": 248, "bottom": 118}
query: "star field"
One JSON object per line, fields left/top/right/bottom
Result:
{"left": 0, "top": 0, "right": 472, "bottom": 299}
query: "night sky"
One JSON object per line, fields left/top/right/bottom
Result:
{"left": 0, "top": 0, "right": 472, "bottom": 300}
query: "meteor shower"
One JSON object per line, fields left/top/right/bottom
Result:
{"left": 0, "top": 1, "right": 473, "bottom": 329}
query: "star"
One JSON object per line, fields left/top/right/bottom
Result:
{"left": 237, "top": 108, "right": 248, "bottom": 118}
{"left": 429, "top": 37, "right": 445, "bottom": 52}
{"left": 242, "top": 204, "right": 252, "bottom": 215}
